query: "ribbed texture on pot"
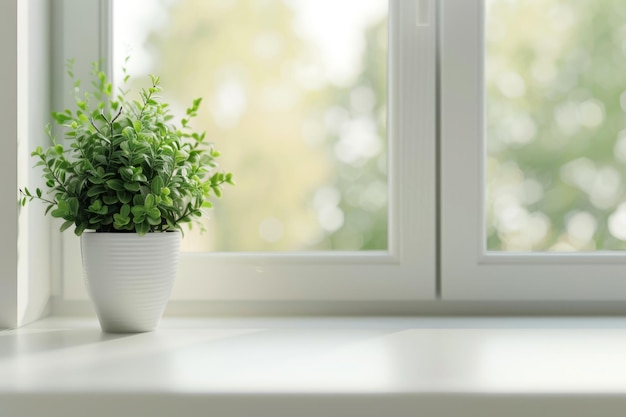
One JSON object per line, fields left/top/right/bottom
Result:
{"left": 81, "top": 232, "right": 181, "bottom": 333}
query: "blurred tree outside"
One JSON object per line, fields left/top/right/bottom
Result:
{"left": 486, "top": 0, "right": 626, "bottom": 251}
{"left": 117, "top": 0, "right": 626, "bottom": 253}
{"left": 115, "top": 0, "right": 388, "bottom": 252}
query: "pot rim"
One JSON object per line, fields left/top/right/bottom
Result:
{"left": 80, "top": 230, "right": 182, "bottom": 240}
{"left": 81, "top": 230, "right": 181, "bottom": 234}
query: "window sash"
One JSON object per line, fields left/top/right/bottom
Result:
{"left": 57, "top": 0, "right": 438, "bottom": 306}
{"left": 440, "top": 0, "right": 626, "bottom": 300}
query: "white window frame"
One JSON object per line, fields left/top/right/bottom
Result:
{"left": 51, "top": 0, "right": 438, "bottom": 313}
{"left": 10, "top": 0, "right": 624, "bottom": 325}
{"left": 1, "top": 0, "right": 55, "bottom": 329}
{"left": 441, "top": 0, "right": 626, "bottom": 301}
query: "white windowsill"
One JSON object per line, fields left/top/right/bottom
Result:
{"left": 3, "top": 316, "right": 626, "bottom": 417}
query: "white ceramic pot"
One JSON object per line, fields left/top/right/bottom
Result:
{"left": 80, "top": 231, "right": 181, "bottom": 333}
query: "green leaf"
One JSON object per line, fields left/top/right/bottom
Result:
{"left": 151, "top": 176, "right": 163, "bottom": 195}
{"left": 68, "top": 198, "right": 79, "bottom": 216}
{"left": 95, "top": 154, "right": 108, "bottom": 164}
{"left": 132, "top": 173, "right": 147, "bottom": 183}
{"left": 136, "top": 221, "right": 150, "bottom": 236}
{"left": 117, "top": 190, "right": 132, "bottom": 204}
{"left": 87, "top": 185, "right": 106, "bottom": 197}
{"left": 133, "top": 120, "right": 142, "bottom": 132}
{"left": 119, "top": 167, "right": 133, "bottom": 179}
{"left": 133, "top": 194, "right": 145, "bottom": 206}
{"left": 144, "top": 194, "right": 155, "bottom": 209}
{"left": 103, "top": 194, "right": 118, "bottom": 205}
{"left": 120, "top": 204, "right": 130, "bottom": 218}
{"left": 133, "top": 213, "right": 146, "bottom": 224}
{"left": 87, "top": 199, "right": 103, "bottom": 213}
{"left": 131, "top": 205, "right": 145, "bottom": 217}
{"left": 107, "top": 179, "right": 126, "bottom": 191}
{"left": 122, "top": 126, "right": 136, "bottom": 140}
{"left": 57, "top": 214, "right": 71, "bottom": 229}
{"left": 123, "top": 182, "right": 140, "bottom": 192}
{"left": 147, "top": 215, "right": 162, "bottom": 226}
{"left": 74, "top": 223, "right": 86, "bottom": 236}
{"left": 113, "top": 213, "right": 130, "bottom": 227}
{"left": 146, "top": 207, "right": 160, "bottom": 219}
{"left": 51, "top": 200, "right": 69, "bottom": 218}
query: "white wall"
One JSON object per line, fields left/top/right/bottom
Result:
{"left": 0, "top": 0, "right": 19, "bottom": 329}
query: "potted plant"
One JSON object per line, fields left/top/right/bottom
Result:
{"left": 20, "top": 60, "right": 233, "bottom": 333}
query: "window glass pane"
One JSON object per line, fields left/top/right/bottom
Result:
{"left": 486, "top": 0, "right": 626, "bottom": 251}
{"left": 112, "top": 0, "right": 388, "bottom": 252}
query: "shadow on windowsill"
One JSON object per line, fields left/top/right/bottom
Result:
{"left": 0, "top": 328, "right": 135, "bottom": 359}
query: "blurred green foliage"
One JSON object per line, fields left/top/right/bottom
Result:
{"left": 486, "top": 0, "right": 626, "bottom": 251}
{"left": 129, "top": 0, "right": 388, "bottom": 251}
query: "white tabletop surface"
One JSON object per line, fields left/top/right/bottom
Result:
{"left": 3, "top": 316, "right": 626, "bottom": 417}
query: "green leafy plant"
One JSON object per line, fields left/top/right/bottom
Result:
{"left": 20, "top": 60, "right": 233, "bottom": 236}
